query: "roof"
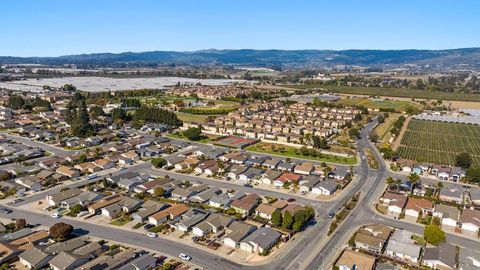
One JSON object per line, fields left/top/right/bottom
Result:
{"left": 49, "top": 252, "right": 87, "bottom": 269}
{"left": 150, "top": 204, "right": 189, "bottom": 220}
{"left": 10, "top": 231, "right": 49, "bottom": 246}
{"left": 459, "top": 248, "right": 480, "bottom": 270}
{"left": 359, "top": 225, "right": 392, "bottom": 241}
{"left": 117, "top": 253, "right": 156, "bottom": 270}
{"left": 382, "top": 192, "right": 407, "bottom": 208}
{"left": 241, "top": 227, "right": 281, "bottom": 249}
{"left": 315, "top": 178, "right": 338, "bottom": 191}
{"left": 460, "top": 208, "right": 480, "bottom": 227}
{"left": 225, "top": 221, "right": 256, "bottom": 242}
{"left": 262, "top": 170, "right": 282, "bottom": 180}
{"left": 44, "top": 237, "right": 88, "bottom": 254}
{"left": 335, "top": 250, "right": 376, "bottom": 270}
{"left": 354, "top": 233, "right": 384, "bottom": 249}
{"left": 19, "top": 247, "right": 51, "bottom": 266}
{"left": 281, "top": 204, "right": 304, "bottom": 215}
{"left": 255, "top": 204, "right": 277, "bottom": 216}
{"left": 405, "top": 197, "right": 434, "bottom": 212}
{"left": 424, "top": 242, "right": 457, "bottom": 268}
{"left": 386, "top": 239, "right": 421, "bottom": 258}
{"left": 1, "top": 228, "right": 34, "bottom": 241}
{"left": 434, "top": 204, "right": 460, "bottom": 220}
{"left": 88, "top": 194, "right": 124, "bottom": 211}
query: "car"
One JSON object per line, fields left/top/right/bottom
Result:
{"left": 192, "top": 236, "right": 199, "bottom": 242}
{"left": 76, "top": 211, "right": 89, "bottom": 217}
{"left": 144, "top": 224, "right": 154, "bottom": 230}
{"left": 13, "top": 198, "right": 24, "bottom": 204}
{"left": 51, "top": 213, "right": 61, "bottom": 218}
{"left": 0, "top": 208, "right": 12, "bottom": 214}
{"left": 244, "top": 183, "right": 253, "bottom": 187}
{"left": 179, "top": 253, "right": 191, "bottom": 261}
{"left": 87, "top": 174, "right": 98, "bottom": 180}
{"left": 287, "top": 198, "right": 296, "bottom": 202}
{"left": 147, "top": 232, "right": 158, "bottom": 238}
{"left": 328, "top": 211, "right": 335, "bottom": 219}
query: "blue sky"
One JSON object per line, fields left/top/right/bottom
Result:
{"left": 2, "top": 0, "right": 479, "bottom": 56}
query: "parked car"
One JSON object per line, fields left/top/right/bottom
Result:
{"left": 51, "top": 213, "right": 61, "bottom": 218}
{"left": 179, "top": 253, "right": 192, "bottom": 261}
{"left": 147, "top": 232, "right": 158, "bottom": 238}
{"left": 287, "top": 198, "right": 296, "bottom": 202}
{"left": 144, "top": 224, "right": 154, "bottom": 230}
{"left": 76, "top": 211, "right": 89, "bottom": 217}
{"left": 328, "top": 211, "right": 335, "bottom": 219}
{"left": 0, "top": 208, "right": 12, "bottom": 214}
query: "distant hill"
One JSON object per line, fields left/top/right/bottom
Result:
{"left": 2, "top": 48, "right": 480, "bottom": 68}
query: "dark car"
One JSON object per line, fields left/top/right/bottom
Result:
{"left": 143, "top": 224, "right": 155, "bottom": 230}
{"left": 287, "top": 198, "right": 296, "bottom": 202}
{"left": 0, "top": 208, "right": 12, "bottom": 214}
{"left": 328, "top": 211, "right": 335, "bottom": 219}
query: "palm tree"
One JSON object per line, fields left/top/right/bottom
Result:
{"left": 385, "top": 176, "right": 395, "bottom": 189}
{"left": 395, "top": 178, "right": 402, "bottom": 192}
{"left": 408, "top": 173, "right": 420, "bottom": 194}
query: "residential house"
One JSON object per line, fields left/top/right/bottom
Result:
{"left": 404, "top": 197, "right": 434, "bottom": 219}
{"left": 239, "top": 227, "right": 281, "bottom": 254}
{"left": 230, "top": 193, "right": 261, "bottom": 215}
{"left": 294, "top": 162, "right": 314, "bottom": 175}
{"left": 385, "top": 229, "right": 422, "bottom": 264}
{"left": 458, "top": 248, "right": 480, "bottom": 270}
{"left": 190, "top": 187, "right": 222, "bottom": 203}
{"left": 49, "top": 252, "right": 89, "bottom": 270}
{"left": 274, "top": 172, "right": 302, "bottom": 188}
{"left": 238, "top": 167, "right": 264, "bottom": 182}
{"left": 440, "top": 187, "right": 465, "bottom": 204}
{"left": 55, "top": 166, "right": 80, "bottom": 179}
{"left": 423, "top": 242, "right": 457, "bottom": 270}
{"left": 433, "top": 204, "right": 460, "bottom": 228}
{"left": 311, "top": 178, "right": 338, "bottom": 195}
{"left": 192, "top": 213, "right": 234, "bottom": 236}
{"left": 460, "top": 208, "right": 480, "bottom": 234}
{"left": 148, "top": 204, "right": 190, "bottom": 226}
{"left": 132, "top": 201, "right": 170, "bottom": 223}
{"left": 19, "top": 247, "right": 53, "bottom": 269}
{"left": 47, "top": 188, "right": 83, "bottom": 206}
{"left": 224, "top": 221, "right": 257, "bottom": 248}
{"left": 87, "top": 194, "right": 124, "bottom": 214}
{"left": 379, "top": 192, "right": 407, "bottom": 218}
{"left": 175, "top": 209, "right": 209, "bottom": 232}
{"left": 335, "top": 250, "right": 376, "bottom": 270}
{"left": 260, "top": 170, "right": 282, "bottom": 185}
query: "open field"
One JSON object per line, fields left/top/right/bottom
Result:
{"left": 397, "top": 119, "right": 480, "bottom": 166}
{"left": 374, "top": 113, "right": 402, "bottom": 143}
{"left": 289, "top": 84, "right": 480, "bottom": 102}
{"left": 246, "top": 142, "right": 357, "bottom": 165}
{"left": 336, "top": 98, "right": 414, "bottom": 111}
{"left": 175, "top": 112, "right": 211, "bottom": 123}
{"left": 179, "top": 100, "right": 240, "bottom": 115}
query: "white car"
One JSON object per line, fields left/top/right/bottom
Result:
{"left": 179, "top": 253, "right": 191, "bottom": 261}
{"left": 51, "top": 213, "right": 61, "bottom": 218}
{"left": 147, "top": 232, "right": 158, "bottom": 238}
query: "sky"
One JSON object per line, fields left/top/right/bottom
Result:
{"left": 2, "top": 0, "right": 480, "bottom": 57}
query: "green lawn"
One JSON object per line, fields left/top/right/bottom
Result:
{"left": 246, "top": 143, "right": 357, "bottom": 165}
{"left": 175, "top": 112, "right": 211, "bottom": 123}
{"left": 109, "top": 216, "right": 132, "bottom": 226}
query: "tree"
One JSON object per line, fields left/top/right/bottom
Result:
{"left": 348, "top": 128, "right": 360, "bottom": 139}
{"left": 271, "top": 209, "right": 282, "bottom": 227}
{"left": 151, "top": 158, "right": 167, "bottom": 168}
{"left": 49, "top": 222, "right": 73, "bottom": 240}
{"left": 455, "top": 152, "right": 472, "bottom": 169}
{"left": 424, "top": 225, "right": 445, "bottom": 245}
{"left": 282, "top": 211, "right": 293, "bottom": 230}
{"left": 7, "top": 95, "right": 25, "bottom": 110}
{"left": 313, "top": 136, "right": 329, "bottom": 149}
{"left": 369, "top": 132, "right": 379, "bottom": 143}
{"left": 385, "top": 176, "right": 395, "bottom": 188}
{"left": 154, "top": 187, "right": 165, "bottom": 197}
{"left": 408, "top": 173, "right": 420, "bottom": 193}
{"left": 183, "top": 127, "right": 203, "bottom": 141}
{"left": 89, "top": 106, "right": 105, "bottom": 118}
{"left": 15, "top": 218, "right": 27, "bottom": 230}
{"left": 466, "top": 167, "right": 480, "bottom": 184}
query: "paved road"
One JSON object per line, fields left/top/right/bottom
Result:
{"left": 3, "top": 133, "right": 71, "bottom": 156}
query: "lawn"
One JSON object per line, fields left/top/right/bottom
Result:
{"left": 109, "top": 216, "right": 132, "bottom": 226}
{"left": 179, "top": 100, "right": 240, "bottom": 115}
{"left": 175, "top": 112, "right": 211, "bottom": 123}
{"left": 337, "top": 98, "right": 414, "bottom": 111}
{"left": 246, "top": 142, "right": 357, "bottom": 165}
{"left": 397, "top": 119, "right": 480, "bottom": 166}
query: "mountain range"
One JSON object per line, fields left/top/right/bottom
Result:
{"left": 1, "top": 48, "right": 480, "bottom": 68}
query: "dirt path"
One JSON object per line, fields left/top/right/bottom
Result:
{"left": 392, "top": 115, "right": 411, "bottom": 151}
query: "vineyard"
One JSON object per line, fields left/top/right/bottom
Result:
{"left": 397, "top": 119, "right": 480, "bottom": 167}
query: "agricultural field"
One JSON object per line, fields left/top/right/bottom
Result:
{"left": 289, "top": 84, "right": 480, "bottom": 102}
{"left": 336, "top": 98, "right": 414, "bottom": 111}
{"left": 397, "top": 119, "right": 480, "bottom": 166}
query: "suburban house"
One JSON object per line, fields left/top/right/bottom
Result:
{"left": 404, "top": 197, "right": 434, "bottom": 219}
{"left": 439, "top": 187, "right": 466, "bottom": 204}
{"left": 273, "top": 172, "right": 302, "bottom": 188}
{"left": 175, "top": 209, "right": 209, "bottom": 232}
{"left": 192, "top": 213, "right": 234, "bottom": 236}
{"left": 19, "top": 247, "right": 53, "bottom": 269}
{"left": 230, "top": 193, "right": 261, "bottom": 215}
{"left": 47, "top": 188, "right": 83, "bottom": 207}
{"left": 132, "top": 201, "right": 170, "bottom": 223}
{"left": 379, "top": 192, "right": 407, "bottom": 218}
{"left": 354, "top": 225, "right": 392, "bottom": 253}
{"left": 87, "top": 194, "right": 124, "bottom": 214}
{"left": 259, "top": 170, "right": 282, "bottom": 185}
{"left": 460, "top": 208, "right": 480, "bottom": 234}
{"left": 239, "top": 227, "right": 281, "bottom": 254}
{"left": 335, "top": 250, "right": 376, "bottom": 270}
{"left": 254, "top": 204, "right": 278, "bottom": 220}
{"left": 311, "top": 178, "right": 338, "bottom": 196}
{"left": 148, "top": 204, "right": 190, "bottom": 226}
{"left": 223, "top": 221, "right": 257, "bottom": 248}
{"left": 423, "top": 242, "right": 457, "bottom": 270}
{"left": 385, "top": 229, "right": 422, "bottom": 264}
{"left": 294, "top": 162, "right": 314, "bottom": 175}
{"left": 55, "top": 166, "right": 80, "bottom": 179}
{"left": 433, "top": 204, "right": 460, "bottom": 228}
